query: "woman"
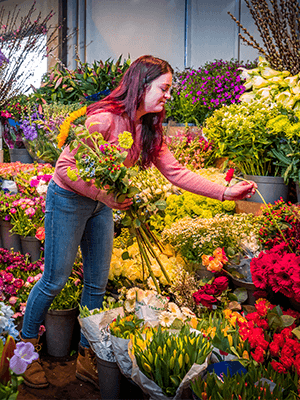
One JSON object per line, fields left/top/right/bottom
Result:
{"left": 21, "top": 55, "right": 256, "bottom": 389}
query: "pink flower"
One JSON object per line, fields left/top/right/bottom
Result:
{"left": 1, "top": 110, "right": 12, "bottom": 118}
{"left": 38, "top": 325, "right": 46, "bottom": 336}
{"left": 25, "top": 207, "right": 35, "bottom": 216}
{"left": 27, "top": 276, "right": 34, "bottom": 283}
{"left": 9, "top": 296, "right": 18, "bottom": 305}
{"left": 34, "top": 273, "right": 42, "bottom": 281}
{"left": 10, "top": 208, "right": 17, "bottom": 214}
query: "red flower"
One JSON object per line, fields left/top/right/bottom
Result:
{"left": 269, "top": 341, "right": 280, "bottom": 357}
{"left": 225, "top": 168, "right": 235, "bottom": 184}
{"left": 212, "top": 276, "right": 228, "bottom": 293}
{"left": 271, "top": 361, "right": 287, "bottom": 374}
{"left": 251, "top": 346, "right": 265, "bottom": 363}
{"left": 193, "top": 292, "right": 217, "bottom": 308}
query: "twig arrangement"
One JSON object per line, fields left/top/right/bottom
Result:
{"left": 0, "top": 1, "right": 60, "bottom": 107}
{"left": 228, "top": 0, "right": 300, "bottom": 74}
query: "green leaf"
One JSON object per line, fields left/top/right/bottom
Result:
{"left": 292, "top": 327, "right": 300, "bottom": 340}
{"left": 154, "top": 200, "right": 167, "bottom": 210}
{"left": 233, "top": 287, "right": 248, "bottom": 303}
{"left": 280, "top": 315, "right": 296, "bottom": 328}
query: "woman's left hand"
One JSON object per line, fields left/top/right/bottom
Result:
{"left": 223, "top": 181, "right": 257, "bottom": 201}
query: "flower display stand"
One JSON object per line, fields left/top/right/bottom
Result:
{"left": 45, "top": 306, "right": 79, "bottom": 357}
{"left": 0, "top": 220, "right": 22, "bottom": 253}
{"left": 20, "top": 236, "right": 41, "bottom": 262}
{"left": 235, "top": 200, "right": 264, "bottom": 216}
{"left": 244, "top": 175, "right": 288, "bottom": 204}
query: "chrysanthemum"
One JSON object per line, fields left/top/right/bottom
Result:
{"left": 158, "top": 311, "right": 175, "bottom": 327}
{"left": 181, "top": 307, "right": 196, "bottom": 319}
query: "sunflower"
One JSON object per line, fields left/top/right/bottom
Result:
{"left": 57, "top": 106, "right": 87, "bottom": 148}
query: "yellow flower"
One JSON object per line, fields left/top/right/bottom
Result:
{"left": 118, "top": 131, "right": 134, "bottom": 149}
{"left": 57, "top": 106, "right": 87, "bottom": 148}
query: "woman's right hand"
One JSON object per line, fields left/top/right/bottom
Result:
{"left": 96, "top": 190, "right": 133, "bottom": 210}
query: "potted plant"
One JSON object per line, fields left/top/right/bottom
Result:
{"left": 45, "top": 261, "right": 83, "bottom": 357}
{"left": 19, "top": 102, "right": 82, "bottom": 164}
{"left": 165, "top": 59, "right": 257, "bottom": 126}
{"left": 203, "top": 99, "right": 289, "bottom": 204}
{"left": 8, "top": 196, "right": 45, "bottom": 261}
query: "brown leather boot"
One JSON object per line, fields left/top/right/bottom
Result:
{"left": 19, "top": 333, "right": 49, "bottom": 389}
{"left": 76, "top": 344, "right": 99, "bottom": 389}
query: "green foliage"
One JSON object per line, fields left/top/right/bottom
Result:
{"left": 49, "top": 261, "right": 83, "bottom": 310}
{"left": 164, "top": 192, "right": 235, "bottom": 228}
{"left": 203, "top": 99, "right": 285, "bottom": 176}
{"left": 33, "top": 55, "right": 131, "bottom": 105}
{"left": 191, "top": 362, "right": 299, "bottom": 400}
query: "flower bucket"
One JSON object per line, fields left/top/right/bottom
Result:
{"left": 9, "top": 148, "right": 33, "bottom": 164}
{"left": 96, "top": 356, "right": 143, "bottom": 400}
{"left": 244, "top": 175, "right": 288, "bottom": 204}
{"left": 0, "top": 219, "right": 22, "bottom": 253}
{"left": 20, "top": 236, "right": 41, "bottom": 262}
{"left": 45, "top": 306, "right": 79, "bottom": 357}
{"left": 231, "top": 276, "right": 256, "bottom": 306}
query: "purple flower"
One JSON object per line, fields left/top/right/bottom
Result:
{"left": 9, "top": 342, "right": 39, "bottom": 374}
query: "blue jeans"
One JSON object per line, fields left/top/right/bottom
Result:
{"left": 22, "top": 180, "right": 114, "bottom": 348}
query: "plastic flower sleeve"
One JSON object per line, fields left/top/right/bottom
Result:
{"left": 129, "top": 347, "right": 210, "bottom": 400}
{"left": 78, "top": 306, "right": 124, "bottom": 362}
{"left": 110, "top": 335, "right": 132, "bottom": 378}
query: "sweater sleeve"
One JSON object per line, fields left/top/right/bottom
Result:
{"left": 152, "top": 142, "right": 226, "bottom": 201}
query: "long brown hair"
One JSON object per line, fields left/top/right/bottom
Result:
{"left": 87, "top": 55, "right": 173, "bottom": 167}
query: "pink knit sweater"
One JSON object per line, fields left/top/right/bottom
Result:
{"left": 53, "top": 112, "right": 226, "bottom": 202}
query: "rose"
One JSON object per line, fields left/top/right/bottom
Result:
{"left": 193, "top": 291, "right": 217, "bottom": 308}
{"left": 212, "top": 276, "right": 228, "bottom": 293}
{"left": 35, "top": 226, "right": 45, "bottom": 241}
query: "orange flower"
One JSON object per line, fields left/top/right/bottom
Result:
{"left": 207, "top": 258, "right": 223, "bottom": 272}
{"left": 57, "top": 106, "right": 87, "bottom": 148}
{"left": 213, "top": 247, "right": 228, "bottom": 264}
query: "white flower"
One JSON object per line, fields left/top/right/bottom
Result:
{"left": 181, "top": 307, "right": 196, "bottom": 319}
{"left": 167, "top": 302, "right": 182, "bottom": 319}
{"left": 126, "top": 287, "right": 139, "bottom": 300}
{"left": 36, "top": 184, "right": 48, "bottom": 196}
{"left": 159, "top": 311, "right": 175, "bottom": 327}
{"left": 124, "top": 299, "right": 135, "bottom": 313}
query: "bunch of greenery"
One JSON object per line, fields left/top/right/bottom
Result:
{"left": 203, "top": 99, "right": 284, "bottom": 176}
{"left": 165, "top": 59, "right": 257, "bottom": 125}
{"left": 33, "top": 55, "right": 131, "bottom": 105}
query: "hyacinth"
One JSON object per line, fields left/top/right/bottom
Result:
{"left": 0, "top": 302, "right": 19, "bottom": 342}
{"left": 20, "top": 111, "right": 43, "bottom": 141}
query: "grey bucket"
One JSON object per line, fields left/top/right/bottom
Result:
{"left": 244, "top": 175, "right": 288, "bottom": 204}
{"left": 45, "top": 306, "right": 79, "bottom": 357}
{"left": 0, "top": 220, "right": 22, "bottom": 253}
{"left": 9, "top": 148, "right": 33, "bottom": 164}
{"left": 20, "top": 236, "right": 41, "bottom": 262}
